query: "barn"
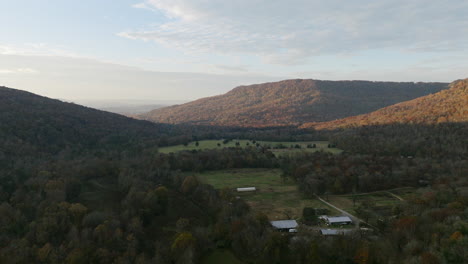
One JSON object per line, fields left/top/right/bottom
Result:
{"left": 270, "top": 220, "right": 298, "bottom": 232}
{"left": 236, "top": 187, "right": 256, "bottom": 192}
{"left": 320, "top": 229, "right": 352, "bottom": 236}
{"left": 322, "top": 216, "right": 353, "bottom": 226}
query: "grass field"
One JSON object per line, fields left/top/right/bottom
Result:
{"left": 390, "top": 187, "right": 421, "bottom": 200}
{"left": 159, "top": 139, "right": 342, "bottom": 155}
{"left": 327, "top": 192, "right": 403, "bottom": 216}
{"left": 191, "top": 168, "right": 337, "bottom": 220}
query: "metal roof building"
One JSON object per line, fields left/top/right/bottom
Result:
{"left": 326, "top": 216, "right": 352, "bottom": 225}
{"left": 270, "top": 220, "right": 298, "bottom": 230}
{"left": 236, "top": 187, "right": 256, "bottom": 192}
{"left": 320, "top": 229, "right": 352, "bottom": 236}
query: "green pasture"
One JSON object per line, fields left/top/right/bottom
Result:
{"left": 158, "top": 139, "right": 342, "bottom": 155}
{"left": 191, "top": 168, "right": 337, "bottom": 220}
{"left": 327, "top": 191, "right": 403, "bottom": 216}
{"left": 390, "top": 187, "right": 421, "bottom": 200}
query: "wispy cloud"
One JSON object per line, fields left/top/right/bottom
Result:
{"left": 131, "top": 2, "right": 157, "bottom": 12}
{"left": 119, "top": 0, "right": 468, "bottom": 65}
{"left": 0, "top": 68, "right": 38, "bottom": 74}
{"left": 214, "top": 64, "right": 249, "bottom": 73}
{"left": 0, "top": 43, "right": 81, "bottom": 57}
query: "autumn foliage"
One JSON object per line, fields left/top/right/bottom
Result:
{"left": 139, "top": 79, "right": 447, "bottom": 127}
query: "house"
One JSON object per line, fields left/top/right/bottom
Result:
{"left": 270, "top": 220, "right": 298, "bottom": 232}
{"left": 320, "top": 229, "right": 352, "bottom": 236}
{"left": 321, "top": 216, "right": 353, "bottom": 225}
{"left": 236, "top": 187, "right": 256, "bottom": 192}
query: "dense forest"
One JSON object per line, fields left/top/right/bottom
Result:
{"left": 302, "top": 78, "right": 468, "bottom": 130}
{"left": 0, "top": 84, "right": 467, "bottom": 263}
{"left": 139, "top": 79, "right": 448, "bottom": 127}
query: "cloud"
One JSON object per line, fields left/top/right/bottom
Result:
{"left": 0, "top": 43, "right": 81, "bottom": 57}
{"left": 132, "top": 2, "right": 157, "bottom": 12}
{"left": 120, "top": 0, "right": 468, "bottom": 65}
{"left": 213, "top": 64, "right": 249, "bottom": 73}
{"left": 0, "top": 68, "right": 38, "bottom": 74}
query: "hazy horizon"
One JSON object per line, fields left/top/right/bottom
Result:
{"left": 1, "top": 0, "right": 467, "bottom": 101}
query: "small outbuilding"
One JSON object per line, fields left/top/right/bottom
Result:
{"left": 236, "top": 187, "right": 256, "bottom": 192}
{"left": 270, "top": 220, "right": 298, "bottom": 232}
{"left": 320, "top": 229, "right": 352, "bottom": 236}
{"left": 322, "top": 216, "right": 353, "bottom": 226}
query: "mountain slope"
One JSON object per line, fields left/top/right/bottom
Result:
{"left": 0, "top": 87, "right": 271, "bottom": 263}
{"left": 301, "top": 78, "right": 468, "bottom": 130}
{"left": 139, "top": 79, "right": 448, "bottom": 127}
{"left": 0, "top": 86, "right": 174, "bottom": 158}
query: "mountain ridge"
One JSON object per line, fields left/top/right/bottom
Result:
{"left": 138, "top": 79, "right": 448, "bottom": 127}
{"left": 301, "top": 78, "right": 468, "bottom": 130}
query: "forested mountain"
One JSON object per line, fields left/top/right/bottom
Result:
{"left": 0, "top": 87, "right": 280, "bottom": 263}
{"left": 301, "top": 78, "right": 468, "bottom": 130}
{"left": 1, "top": 85, "right": 467, "bottom": 263}
{"left": 0, "top": 86, "right": 172, "bottom": 156}
{"left": 139, "top": 79, "right": 448, "bottom": 127}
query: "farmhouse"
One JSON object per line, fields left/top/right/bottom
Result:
{"left": 321, "top": 216, "right": 353, "bottom": 225}
{"left": 236, "top": 187, "right": 256, "bottom": 192}
{"left": 270, "top": 220, "right": 298, "bottom": 232}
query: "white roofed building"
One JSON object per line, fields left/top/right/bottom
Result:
{"left": 236, "top": 187, "right": 256, "bottom": 192}
{"left": 270, "top": 220, "right": 298, "bottom": 231}
{"left": 320, "top": 229, "right": 353, "bottom": 236}
{"left": 324, "top": 216, "right": 353, "bottom": 225}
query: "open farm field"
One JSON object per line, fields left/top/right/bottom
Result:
{"left": 159, "top": 139, "right": 342, "bottom": 155}
{"left": 190, "top": 168, "right": 338, "bottom": 220}
{"left": 327, "top": 191, "right": 404, "bottom": 216}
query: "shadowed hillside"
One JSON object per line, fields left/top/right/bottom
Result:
{"left": 139, "top": 79, "right": 448, "bottom": 127}
{"left": 301, "top": 78, "right": 468, "bottom": 130}
{"left": 0, "top": 86, "right": 175, "bottom": 157}
{"left": 0, "top": 86, "right": 280, "bottom": 263}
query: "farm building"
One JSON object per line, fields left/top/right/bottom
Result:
{"left": 320, "top": 229, "right": 353, "bottom": 236}
{"left": 321, "top": 216, "right": 353, "bottom": 225}
{"left": 236, "top": 187, "right": 256, "bottom": 192}
{"left": 270, "top": 220, "right": 298, "bottom": 232}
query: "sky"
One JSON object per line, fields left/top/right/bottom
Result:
{"left": 0, "top": 0, "right": 467, "bottom": 102}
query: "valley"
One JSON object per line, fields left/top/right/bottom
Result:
{"left": 158, "top": 139, "right": 342, "bottom": 155}
{"left": 3, "top": 1, "right": 467, "bottom": 262}
{"left": 0, "top": 80, "right": 466, "bottom": 263}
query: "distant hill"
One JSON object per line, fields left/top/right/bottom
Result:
{"left": 73, "top": 99, "right": 187, "bottom": 115}
{"left": 301, "top": 78, "right": 468, "bottom": 130}
{"left": 100, "top": 104, "right": 166, "bottom": 115}
{"left": 139, "top": 79, "right": 448, "bottom": 127}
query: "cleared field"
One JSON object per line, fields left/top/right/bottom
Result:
{"left": 327, "top": 192, "right": 402, "bottom": 216}
{"left": 390, "top": 187, "right": 421, "bottom": 200}
{"left": 191, "top": 168, "right": 337, "bottom": 220}
{"left": 158, "top": 139, "right": 342, "bottom": 155}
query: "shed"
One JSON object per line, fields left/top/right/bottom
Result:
{"left": 320, "top": 229, "right": 352, "bottom": 236}
{"left": 326, "top": 216, "right": 353, "bottom": 225}
{"left": 236, "top": 187, "right": 256, "bottom": 192}
{"left": 270, "top": 220, "right": 298, "bottom": 231}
